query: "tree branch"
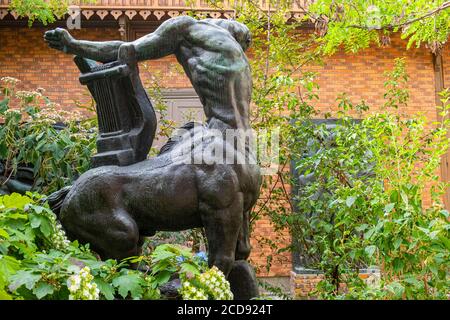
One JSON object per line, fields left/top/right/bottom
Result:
{"left": 348, "top": 1, "right": 450, "bottom": 31}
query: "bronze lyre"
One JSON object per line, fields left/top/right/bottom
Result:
{"left": 74, "top": 43, "right": 156, "bottom": 167}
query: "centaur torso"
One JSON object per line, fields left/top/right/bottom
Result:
{"left": 174, "top": 20, "right": 252, "bottom": 130}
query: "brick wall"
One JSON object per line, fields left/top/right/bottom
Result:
{"left": 312, "top": 34, "right": 437, "bottom": 118}
{"left": 444, "top": 46, "right": 450, "bottom": 88}
{"left": 0, "top": 26, "right": 447, "bottom": 279}
{"left": 0, "top": 26, "right": 192, "bottom": 109}
{"left": 0, "top": 26, "right": 119, "bottom": 108}
{"left": 290, "top": 270, "right": 381, "bottom": 299}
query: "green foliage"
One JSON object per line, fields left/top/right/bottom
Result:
{"left": 140, "top": 67, "right": 177, "bottom": 157}
{"left": 257, "top": 279, "right": 292, "bottom": 300}
{"left": 0, "top": 77, "right": 96, "bottom": 194}
{"left": 0, "top": 192, "right": 232, "bottom": 300}
{"left": 149, "top": 244, "right": 233, "bottom": 300}
{"left": 290, "top": 60, "right": 450, "bottom": 299}
{"left": 306, "top": 0, "right": 450, "bottom": 54}
{"left": 11, "top": 0, "right": 450, "bottom": 53}
{"left": 0, "top": 192, "right": 84, "bottom": 299}
{"left": 150, "top": 243, "right": 205, "bottom": 286}
{"left": 0, "top": 192, "right": 150, "bottom": 300}
{"left": 10, "top": 0, "right": 69, "bottom": 26}
{"left": 207, "top": 0, "right": 450, "bottom": 55}
{"left": 9, "top": 0, "right": 97, "bottom": 27}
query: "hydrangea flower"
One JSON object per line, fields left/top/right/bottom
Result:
{"left": 179, "top": 266, "right": 233, "bottom": 300}
{"left": 195, "top": 251, "right": 208, "bottom": 263}
{"left": 176, "top": 256, "right": 186, "bottom": 264}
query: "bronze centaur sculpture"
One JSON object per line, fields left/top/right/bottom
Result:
{"left": 44, "top": 16, "right": 261, "bottom": 299}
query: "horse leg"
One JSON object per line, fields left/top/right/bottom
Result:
{"left": 230, "top": 209, "right": 260, "bottom": 299}
{"left": 235, "top": 210, "right": 251, "bottom": 260}
{"left": 200, "top": 193, "right": 243, "bottom": 277}
{"left": 62, "top": 207, "right": 140, "bottom": 261}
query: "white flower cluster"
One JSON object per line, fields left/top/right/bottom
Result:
{"left": 67, "top": 266, "right": 100, "bottom": 300}
{"left": 52, "top": 222, "right": 70, "bottom": 250}
{"left": 180, "top": 266, "right": 233, "bottom": 300}
{"left": 364, "top": 273, "right": 381, "bottom": 289}
{"left": 36, "top": 206, "right": 70, "bottom": 250}
{"left": 15, "top": 90, "right": 43, "bottom": 100}
{"left": 29, "top": 102, "right": 83, "bottom": 123}
{"left": 180, "top": 281, "right": 209, "bottom": 300}
{"left": 0, "top": 76, "right": 20, "bottom": 86}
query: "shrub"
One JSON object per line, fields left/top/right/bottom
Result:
{"left": 0, "top": 77, "right": 96, "bottom": 194}
{"left": 290, "top": 59, "right": 450, "bottom": 299}
{"left": 0, "top": 192, "right": 232, "bottom": 300}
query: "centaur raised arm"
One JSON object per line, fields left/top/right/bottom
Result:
{"left": 43, "top": 16, "right": 195, "bottom": 63}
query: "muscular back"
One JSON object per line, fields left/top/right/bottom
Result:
{"left": 135, "top": 16, "right": 252, "bottom": 130}
{"left": 179, "top": 21, "right": 251, "bottom": 130}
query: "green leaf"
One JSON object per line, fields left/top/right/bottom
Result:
{"left": 112, "top": 273, "right": 143, "bottom": 299}
{"left": 30, "top": 205, "right": 44, "bottom": 214}
{"left": 94, "top": 278, "right": 115, "bottom": 300}
{"left": 180, "top": 263, "right": 200, "bottom": 276}
{"left": 6, "top": 213, "right": 28, "bottom": 220}
{"left": 0, "top": 98, "right": 9, "bottom": 113}
{"left": 151, "top": 250, "right": 177, "bottom": 262}
{"left": 387, "top": 282, "right": 405, "bottom": 298}
{"left": 0, "top": 289, "right": 12, "bottom": 300}
{"left": 393, "top": 258, "right": 404, "bottom": 272}
{"left": 29, "top": 213, "right": 42, "bottom": 229}
{"left": 429, "top": 264, "right": 438, "bottom": 276}
{"left": 355, "top": 224, "right": 368, "bottom": 232}
{"left": 404, "top": 276, "right": 422, "bottom": 288}
{"left": 8, "top": 270, "right": 41, "bottom": 291}
{"left": 0, "top": 228, "right": 9, "bottom": 239}
{"left": 400, "top": 190, "right": 409, "bottom": 206}
{"left": 0, "top": 144, "right": 7, "bottom": 158}
{"left": 29, "top": 213, "right": 52, "bottom": 237}
{"left": 33, "top": 282, "right": 54, "bottom": 299}
{"left": 438, "top": 236, "right": 450, "bottom": 251}
{"left": 346, "top": 196, "right": 356, "bottom": 208}
{"left": 0, "top": 255, "right": 20, "bottom": 280}
{"left": 2, "top": 193, "right": 32, "bottom": 210}
{"left": 154, "top": 270, "right": 171, "bottom": 286}
{"left": 151, "top": 261, "right": 170, "bottom": 274}
{"left": 429, "top": 230, "right": 440, "bottom": 239}
{"left": 439, "top": 210, "right": 449, "bottom": 218}
{"left": 39, "top": 219, "right": 52, "bottom": 237}
{"left": 393, "top": 238, "right": 402, "bottom": 250}
{"left": 364, "top": 228, "right": 376, "bottom": 240}
{"left": 384, "top": 203, "right": 395, "bottom": 214}
{"left": 365, "top": 245, "right": 377, "bottom": 258}
{"left": 390, "top": 190, "right": 399, "bottom": 203}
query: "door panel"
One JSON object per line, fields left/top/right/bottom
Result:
{"left": 151, "top": 88, "right": 204, "bottom": 150}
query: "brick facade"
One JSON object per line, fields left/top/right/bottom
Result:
{"left": 0, "top": 24, "right": 448, "bottom": 280}
{"left": 290, "top": 270, "right": 381, "bottom": 298}
{"left": 445, "top": 48, "right": 450, "bottom": 87}
{"left": 312, "top": 36, "right": 437, "bottom": 118}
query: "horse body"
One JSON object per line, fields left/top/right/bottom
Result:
{"left": 59, "top": 127, "right": 261, "bottom": 276}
